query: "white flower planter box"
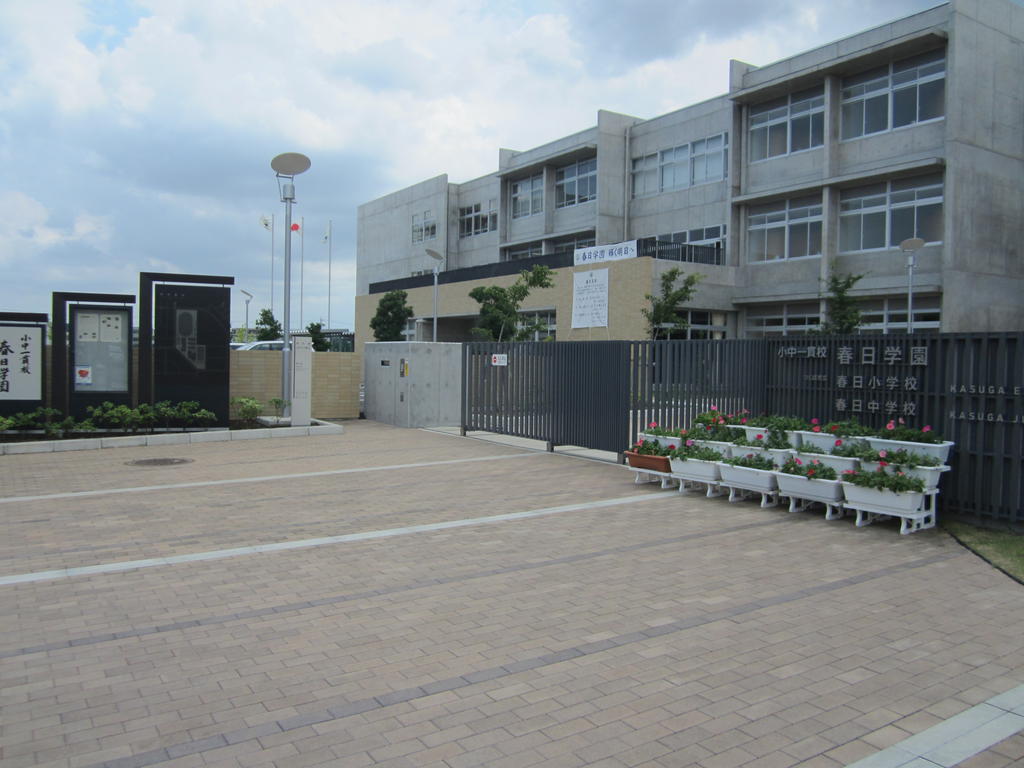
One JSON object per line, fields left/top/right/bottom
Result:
{"left": 863, "top": 437, "right": 955, "bottom": 464}
{"left": 859, "top": 461, "right": 950, "bottom": 489}
{"left": 840, "top": 482, "right": 939, "bottom": 534}
{"left": 637, "top": 432, "right": 684, "bottom": 451}
{"left": 793, "top": 430, "right": 869, "bottom": 452}
{"left": 693, "top": 439, "right": 734, "bottom": 457}
{"left": 718, "top": 463, "right": 779, "bottom": 507}
{"left": 776, "top": 473, "right": 844, "bottom": 519}
{"left": 766, "top": 447, "right": 795, "bottom": 464}
{"left": 669, "top": 457, "right": 723, "bottom": 497}
{"left": 794, "top": 451, "right": 859, "bottom": 473}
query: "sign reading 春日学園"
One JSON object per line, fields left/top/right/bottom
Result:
{"left": 0, "top": 325, "right": 42, "bottom": 401}
{"left": 573, "top": 240, "right": 637, "bottom": 266}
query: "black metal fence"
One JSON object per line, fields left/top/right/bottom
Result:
{"left": 462, "top": 333, "right": 1024, "bottom": 527}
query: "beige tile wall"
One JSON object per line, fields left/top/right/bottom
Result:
{"left": 229, "top": 351, "right": 362, "bottom": 419}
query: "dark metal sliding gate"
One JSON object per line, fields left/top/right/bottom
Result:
{"left": 462, "top": 334, "right": 1024, "bottom": 526}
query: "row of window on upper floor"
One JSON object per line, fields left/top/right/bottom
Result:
{"left": 749, "top": 48, "right": 945, "bottom": 162}
{"left": 747, "top": 173, "right": 943, "bottom": 262}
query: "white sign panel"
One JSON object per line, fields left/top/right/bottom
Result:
{"left": 573, "top": 240, "right": 638, "bottom": 266}
{"left": 572, "top": 269, "right": 609, "bottom": 328}
{"left": 491, "top": 354, "right": 508, "bottom": 367}
{"left": 0, "top": 326, "right": 43, "bottom": 400}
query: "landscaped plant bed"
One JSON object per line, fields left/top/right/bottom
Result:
{"left": 863, "top": 435, "right": 954, "bottom": 464}
{"left": 625, "top": 440, "right": 675, "bottom": 487}
{"left": 859, "top": 460, "right": 950, "bottom": 489}
{"left": 668, "top": 442, "right": 725, "bottom": 497}
{"left": 840, "top": 468, "right": 937, "bottom": 534}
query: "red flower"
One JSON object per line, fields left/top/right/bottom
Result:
{"left": 649, "top": 421, "right": 658, "bottom": 428}
{"left": 879, "top": 461, "right": 888, "bottom": 467}
{"left": 807, "top": 469, "right": 816, "bottom": 477}
{"left": 812, "top": 425, "right": 821, "bottom": 433}
{"left": 755, "top": 434, "right": 764, "bottom": 441}
{"left": 740, "top": 417, "right": 748, "bottom": 424}
{"left": 843, "top": 469, "right": 855, "bottom": 475}
{"left": 835, "top": 439, "right": 843, "bottom": 447}
{"left": 829, "top": 425, "right": 838, "bottom": 432}
{"left": 679, "top": 429, "right": 688, "bottom": 436}
{"left": 667, "top": 444, "right": 676, "bottom": 451}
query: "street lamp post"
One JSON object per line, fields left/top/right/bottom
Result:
{"left": 425, "top": 249, "right": 444, "bottom": 342}
{"left": 240, "top": 289, "right": 253, "bottom": 342}
{"left": 270, "top": 152, "right": 311, "bottom": 416}
{"left": 900, "top": 237, "right": 925, "bottom": 335}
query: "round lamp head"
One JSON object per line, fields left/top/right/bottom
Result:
{"left": 899, "top": 237, "right": 925, "bottom": 252}
{"left": 425, "top": 248, "right": 444, "bottom": 261}
{"left": 271, "top": 152, "right": 311, "bottom": 176}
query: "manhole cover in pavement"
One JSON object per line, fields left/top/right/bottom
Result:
{"left": 126, "top": 458, "right": 194, "bottom": 467}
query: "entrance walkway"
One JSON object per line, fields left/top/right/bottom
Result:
{"left": 2, "top": 421, "right": 1023, "bottom": 767}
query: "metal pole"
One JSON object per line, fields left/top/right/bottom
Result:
{"left": 326, "top": 220, "right": 332, "bottom": 330}
{"left": 282, "top": 183, "right": 294, "bottom": 416}
{"left": 906, "top": 252, "right": 915, "bottom": 335}
{"left": 245, "top": 299, "right": 250, "bottom": 341}
{"left": 270, "top": 215, "right": 275, "bottom": 315}
{"left": 433, "top": 265, "right": 439, "bottom": 342}
{"left": 300, "top": 215, "right": 305, "bottom": 329}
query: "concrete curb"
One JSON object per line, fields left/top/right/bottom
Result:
{"left": 1, "top": 421, "right": 344, "bottom": 455}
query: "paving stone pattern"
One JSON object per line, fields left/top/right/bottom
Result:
{"left": 1, "top": 421, "right": 1023, "bottom": 767}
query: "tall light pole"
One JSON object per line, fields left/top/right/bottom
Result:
{"left": 426, "top": 248, "right": 444, "bottom": 342}
{"left": 240, "top": 289, "right": 253, "bottom": 342}
{"left": 260, "top": 215, "right": 274, "bottom": 314}
{"left": 271, "top": 152, "right": 311, "bottom": 416}
{"left": 900, "top": 237, "right": 925, "bottom": 334}
{"left": 324, "top": 220, "right": 332, "bottom": 330}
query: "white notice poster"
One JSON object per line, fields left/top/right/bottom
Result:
{"left": 571, "top": 269, "right": 609, "bottom": 329}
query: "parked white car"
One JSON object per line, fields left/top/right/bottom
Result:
{"left": 236, "top": 339, "right": 285, "bottom": 351}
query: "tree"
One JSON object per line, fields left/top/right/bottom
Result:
{"left": 306, "top": 322, "right": 330, "bottom": 351}
{"left": 370, "top": 289, "right": 414, "bottom": 341}
{"left": 818, "top": 269, "right": 865, "bottom": 335}
{"left": 468, "top": 265, "right": 554, "bottom": 341}
{"left": 641, "top": 268, "right": 702, "bottom": 340}
{"left": 254, "top": 309, "right": 283, "bottom": 340}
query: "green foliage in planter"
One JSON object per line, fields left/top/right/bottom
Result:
{"left": 763, "top": 429, "right": 792, "bottom": 450}
{"left": 230, "top": 397, "right": 263, "bottom": 426}
{"left": 842, "top": 468, "right": 925, "bottom": 493}
{"left": 268, "top": 398, "right": 289, "bottom": 418}
{"left": 779, "top": 456, "right": 838, "bottom": 480}
{"left": 830, "top": 440, "right": 864, "bottom": 458}
{"left": 629, "top": 439, "right": 672, "bottom": 456}
{"left": 693, "top": 409, "right": 734, "bottom": 426}
{"left": 722, "top": 453, "right": 776, "bottom": 470}
{"left": 693, "top": 422, "right": 735, "bottom": 441}
{"left": 763, "top": 415, "right": 807, "bottom": 432}
{"left": 669, "top": 441, "right": 724, "bottom": 462}
{"left": 878, "top": 419, "right": 943, "bottom": 443}
{"left": 642, "top": 421, "right": 686, "bottom": 438}
{"left": 806, "top": 418, "right": 876, "bottom": 437}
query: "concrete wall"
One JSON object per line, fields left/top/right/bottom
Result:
{"left": 363, "top": 342, "right": 462, "bottom": 427}
{"left": 229, "top": 351, "right": 361, "bottom": 419}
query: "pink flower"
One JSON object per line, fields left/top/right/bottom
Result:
{"left": 811, "top": 418, "right": 820, "bottom": 425}
{"left": 795, "top": 458, "right": 803, "bottom": 465}
{"left": 899, "top": 417, "right": 906, "bottom": 425}
{"left": 710, "top": 405, "right": 718, "bottom": 411}
{"left": 812, "top": 460, "right": 821, "bottom": 466}
{"left": 740, "top": 417, "right": 748, "bottom": 424}
{"left": 843, "top": 469, "right": 855, "bottom": 475}
{"left": 685, "top": 439, "right": 694, "bottom": 447}
{"left": 679, "top": 429, "right": 688, "bottom": 436}
{"left": 649, "top": 421, "right": 658, "bottom": 428}
{"left": 835, "top": 439, "right": 843, "bottom": 447}
{"left": 812, "top": 425, "right": 821, "bottom": 433}
{"left": 878, "top": 450, "right": 888, "bottom": 458}
{"left": 886, "top": 421, "right": 896, "bottom": 430}
{"left": 922, "top": 425, "right": 932, "bottom": 433}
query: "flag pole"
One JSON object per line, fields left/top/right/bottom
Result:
{"left": 300, "top": 216, "right": 305, "bottom": 328}
{"left": 326, "top": 220, "right": 333, "bottom": 330}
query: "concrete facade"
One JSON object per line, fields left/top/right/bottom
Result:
{"left": 356, "top": 0, "right": 1023, "bottom": 352}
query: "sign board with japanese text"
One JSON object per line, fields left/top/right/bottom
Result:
{"left": 0, "top": 325, "right": 43, "bottom": 409}
{"left": 490, "top": 354, "right": 508, "bottom": 367}
{"left": 573, "top": 240, "right": 637, "bottom": 267}
{"left": 571, "top": 268, "right": 609, "bottom": 328}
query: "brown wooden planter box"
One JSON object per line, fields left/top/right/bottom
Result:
{"left": 625, "top": 451, "right": 671, "bottom": 473}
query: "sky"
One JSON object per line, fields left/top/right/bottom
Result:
{"left": 0, "top": 0, "right": 943, "bottom": 333}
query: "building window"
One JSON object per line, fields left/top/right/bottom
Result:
{"left": 555, "top": 158, "right": 596, "bottom": 208}
{"left": 502, "top": 242, "right": 543, "bottom": 261}
{"left": 747, "top": 196, "right": 822, "bottom": 262}
{"left": 631, "top": 154, "right": 658, "bottom": 198}
{"left": 459, "top": 199, "right": 498, "bottom": 238}
{"left": 663, "top": 309, "right": 728, "bottom": 340}
{"left": 858, "top": 296, "right": 941, "bottom": 334}
{"left": 749, "top": 87, "right": 825, "bottom": 162}
{"left": 519, "top": 310, "right": 556, "bottom": 341}
{"left": 839, "top": 174, "right": 943, "bottom": 252}
{"left": 412, "top": 210, "right": 436, "bottom": 243}
{"left": 511, "top": 174, "right": 543, "bottom": 219}
{"left": 631, "top": 132, "right": 728, "bottom": 198}
{"left": 746, "top": 303, "right": 821, "bottom": 337}
{"left": 841, "top": 49, "right": 945, "bottom": 140}
{"left": 552, "top": 234, "right": 596, "bottom": 256}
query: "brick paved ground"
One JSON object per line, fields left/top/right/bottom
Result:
{"left": 1, "top": 421, "right": 1023, "bottom": 768}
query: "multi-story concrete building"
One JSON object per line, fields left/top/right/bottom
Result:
{"left": 355, "top": 0, "right": 1023, "bottom": 350}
